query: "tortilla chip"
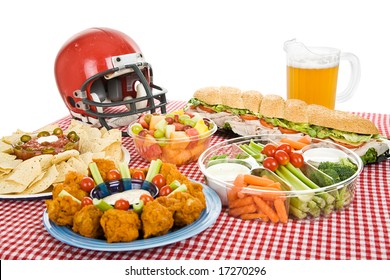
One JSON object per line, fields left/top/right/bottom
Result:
{"left": 34, "top": 154, "right": 54, "bottom": 170}
{"left": 21, "top": 164, "right": 59, "bottom": 194}
{"left": 67, "top": 157, "right": 88, "bottom": 176}
{"left": 0, "top": 179, "right": 26, "bottom": 194}
{"left": 1, "top": 130, "right": 26, "bottom": 145}
{"left": 0, "top": 159, "right": 23, "bottom": 174}
{"left": 0, "top": 152, "right": 16, "bottom": 161}
{"left": 103, "top": 142, "right": 123, "bottom": 162}
{"left": 0, "top": 141, "right": 13, "bottom": 153}
{"left": 52, "top": 150, "right": 80, "bottom": 164}
{"left": 54, "top": 161, "right": 76, "bottom": 183}
{"left": 6, "top": 157, "right": 42, "bottom": 187}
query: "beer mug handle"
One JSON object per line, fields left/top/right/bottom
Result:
{"left": 337, "top": 52, "right": 361, "bottom": 102}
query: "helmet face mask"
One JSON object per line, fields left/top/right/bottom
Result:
{"left": 54, "top": 28, "right": 167, "bottom": 133}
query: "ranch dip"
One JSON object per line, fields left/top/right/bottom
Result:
{"left": 206, "top": 162, "right": 251, "bottom": 182}
{"left": 103, "top": 189, "right": 151, "bottom": 205}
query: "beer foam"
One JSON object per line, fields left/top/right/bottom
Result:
{"left": 288, "top": 57, "right": 339, "bottom": 69}
{"left": 286, "top": 47, "right": 340, "bottom": 69}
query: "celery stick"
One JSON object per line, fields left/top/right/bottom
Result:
{"left": 167, "top": 183, "right": 187, "bottom": 196}
{"left": 169, "top": 180, "right": 181, "bottom": 190}
{"left": 290, "top": 197, "right": 309, "bottom": 212}
{"left": 118, "top": 162, "right": 132, "bottom": 190}
{"left": 92, "top": 198, "right": 113, "bottom": 211}
{"left": 133, "top": 200, "right": 144, "bottom": 214}
{"left": 145, "top": 159, "right": 162, "bottom": 182}
{"left": 285, "top": 162, "right": 335, "bottom": 205}
{"left": 308, "top": 201, "right": 321, "bottom": 217}
{"left": 118, "top": 162, "right": 131, "bottom": 179}
{"left": 289, "top": 205, "right": 307, "bottom": 219}
{"left": 275, "top": 165, "right": 314, "bottom": 201}
{"left": 58, "top": 189, "right": 81, "bottom": 204}
{"left": 249, "top": 140, "right": 264, "bottom": 152}
{"left": 312, "top": 195, "right": 326, "bottom": 209}
{"left": 89, "top": 162, "right": 104, "bottom": 185}
{"left": 323, "top": 204, "right": 334, "bottom": 216}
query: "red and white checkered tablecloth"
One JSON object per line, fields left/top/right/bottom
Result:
{"left": 1, "top": 100, "right": 389, "bottom": 260}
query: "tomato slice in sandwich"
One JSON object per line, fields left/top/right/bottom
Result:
{"left": 260, "top": 118, "right": 275, "bottom": 129}
{"left": 278, "top": 127, "right": 299, "bottom": 134}
{"left": 198, "top": 105, "right": 216, "bottom": 113}
{"left": 329, "top": 137, "right": 366, "bottom": 149}
{"left": 240, "top": 114, "right": 259, "bottom": 121}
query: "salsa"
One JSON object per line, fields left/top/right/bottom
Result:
{"left": 13, "top": 129, "right": 79, "bottom": 160}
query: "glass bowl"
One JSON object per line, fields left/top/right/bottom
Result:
{"left": 128, "top": 119, "right": 217, "bottom": 166}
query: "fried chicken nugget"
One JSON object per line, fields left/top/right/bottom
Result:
{"left": 93, "top": 158, "right": 117, "bottom": 181}
{"left": 72, "top": 205, "right": 104, "bottom": 239}
{"left": 160, "top": 163, "right": 206, "bottom": 208}
{"left": 141, "top": 200, "right": 174, "bottom": 239}
{"left": 52, "top": 171, "right": 88, "bottom": 201}
{"left": 169, "top": 192, "right": 205, "bottom": 227}
{"left": 100, "top": 209, "right": 141, "bottom": 243}
{"left": 45, "top": 196, "right": 82, "bottom": 226}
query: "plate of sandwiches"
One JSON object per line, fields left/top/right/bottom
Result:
{"left": 185, "top": 86, "right": 390, "bottom": 165}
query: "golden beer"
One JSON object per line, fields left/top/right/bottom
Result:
{"left": 287, "top": 65, "right": 339, "bottom": 109}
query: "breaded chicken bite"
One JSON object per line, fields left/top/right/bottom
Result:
{"left": 52, "top": 171, "right": 88, "bottom": 201}
{"left": 159, "top": 163, "right": 206, "bottom": 207}
{"left": 141, "top": 200, "right": 174, "bottom": 239}
{"left": 72, "top": 205, "right": 104, "bottom": 239}
{"left": 45, "top": 195, "right": 82, "bottom": 226}
{"left": 100, "top": 209, "right": 141, "bottom": 243}
{"left": 169, "top": 192, "right": 205, "bottom": 227}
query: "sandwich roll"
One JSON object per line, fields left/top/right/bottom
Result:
{"left": 186, "top": 86, "right": 389, "bottom": 164}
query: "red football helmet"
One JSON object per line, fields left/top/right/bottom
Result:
{"left": 54, "top": 27, "right": 167, "bottom": 133}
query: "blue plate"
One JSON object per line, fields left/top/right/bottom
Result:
{"left": 42, "top": 182, "right": 221, "bottom": 251}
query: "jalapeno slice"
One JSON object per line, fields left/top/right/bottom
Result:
{"left": 20, "top": 134, "right": 32, "bottom": 143}
{"left": 53, "top": 127, "right": 63, "bottom": 136}
{"left": 37, "top": 131, "right": 50, "bottom": 138}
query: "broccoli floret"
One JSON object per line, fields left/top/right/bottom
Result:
{"left": 360, "top": 147, "right": 378, "bottom": 165}
{"left": 318, "top": 158, "right": 358, "bottom": 183}
{"left": 321, "top": 169, "right": 340, "bottom": 184}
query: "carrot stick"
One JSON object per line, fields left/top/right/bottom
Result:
{"left": 274, "top": 199, "right": 289, "bottom": 223}
{"left": 297, "top": 135, "right": 312, "bottom": 144}
{"left": 228, "top": 203, "right": 257, "bottom": 217}
{"left": 253, "top": 196, "right": 279, "bottom": 223}
{"left": 229, "top": 196, "right": 254, "bottom": 209}
{"left": 233, "top": 174, "right": 247, "bottom": 187}
{"left": 227, "top": 186, "right": 242, "bottom": 202}
{"left": 279, "top": 138, "right": 308, "bottom": 150}
{"left": 237, "top": 191, "right": 247, "bottom": 199}
{"left": 240, "top": 189, "right": 286, "bottom": 201}
{"left": 243, "top": 174, "right": 274, "bottom": 186}
{"left": 245, "top": 184, "right": 281, "bottom": 191}
{"left": 240, "top": 212, "right": 269, "bottom": 222}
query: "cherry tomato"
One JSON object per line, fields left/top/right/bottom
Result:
{"left": 140, "top": 194, "right": 154, "bottom": 204}
{"left": 261, "top": 143, "right": 277, "bottom": 157}
{"left": 81, "top": 197, "right": 93, "bottom": 207}
{"left": 159, "top": 185, "right": 173, "bottom": 196}
{"left": 274, "top": 150, "right": 290, "bottom": 165}
{"left": 151, "top": 174, "right": 166, "bottom": 190}
{"left": 277, "top": 143, "right": 292, "bottom": 155}
{"left": 80, "top": 177, "right": 95, "bottom": 192}
{"left": 290, "top": 152, "right": 304, "bottom": 168}
{"left": 114, "top": 199, "right": 130, "bottom": 210}
{"left": 132, "top": 170, "right": 145, "bottom": 180}
{"left": 107, "top": 169, "right": 121, "bottom": 181}
{"left": 262, "top": 157, "right": 279, "bottom": 171}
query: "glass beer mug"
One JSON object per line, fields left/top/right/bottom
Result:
{"left": 284, "top": 39, "right": 360, "bottom": 109}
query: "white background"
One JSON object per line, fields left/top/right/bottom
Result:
{"left": 1, "top": 0, "right": 389, "bottom": 136}
{"left": 1, "top": 0, "right": 389, "bottom": 273}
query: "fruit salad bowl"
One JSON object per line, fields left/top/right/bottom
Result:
{"left": 128, "top": 111, "right": 217, "bottom": 166}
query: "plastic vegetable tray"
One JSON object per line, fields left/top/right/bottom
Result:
{"left": 198, "top": 134, "right": 363, "bottom": 222}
